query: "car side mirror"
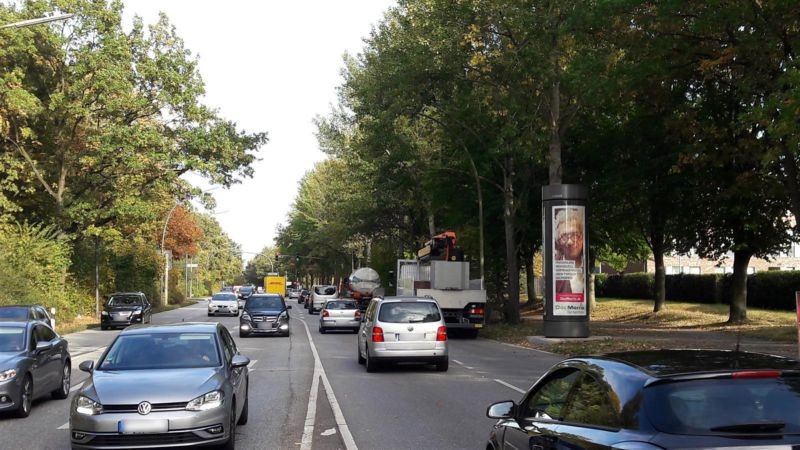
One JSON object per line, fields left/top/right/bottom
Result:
{"left": 487, "top": 401, "right": 517, "bottom": 419}
{"left": 79, "top": 360, "right": 94, "bottom": 373}
{"left": 287, "top": 305, "right": 292, "bottom": 309}
{"left": 35, "top": 341, "right": 53, "bottom": 353}
{"left": 50, "top": 307, "right": 56, "bottom": 316}
{"left": 231, "top": 354, "right": 250, "bottom": 369}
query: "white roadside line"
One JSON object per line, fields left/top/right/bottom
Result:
{"left": 494, "top": 378, "right": 526, "bottom": 394}
{"left": 452, "top": 359, "right": 464, "bottom": 365}
{"left": 298, "top": 317, "right": 357, "bottom": 450}
{"left": 300, "top": 363, "right": 321, "bottom": 450}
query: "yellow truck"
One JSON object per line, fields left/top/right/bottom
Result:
{"left": 264, "top": 275, "right": 287, "bottom": 297}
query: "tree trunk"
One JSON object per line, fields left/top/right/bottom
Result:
{"left": 781, "top": 146, "right": 800, "bottom": 226}
{"left": 728, "top": 250, "right": 752, "bottom": 324}
{"left": 424, "top": 199, "right": 436, "bottom": 238}
{"left": 548, "top": 82, "right": 562, "bottom": 185}
{"left": 653, "top": 247, "right": 666, "bottom": 312}
{"left": 524, "top": 254, "right": 536, "bottom": 306}
{"left": 466, "top": 153, "right": 486, "bottom": 287}
{"left": 502, "top": 156, "right": 520, "bottom": 324}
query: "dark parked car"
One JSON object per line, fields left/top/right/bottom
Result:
{"left": 0, "top": 321, "right": 71, "bottom": 417}
{"left": 0, "top": 305, "right": 56, "bottom": 330}
{"left": 101, "top": 293, "right": 152, "bottom": 330}
{"left": 238, "top": 286, "right": 255, "bottom": 300}
{"left": 239, "top": 294, "right": 291, "bottom": 337}
{"left": 298, "top": 289, "right": 310, "bottom": 305}
{"left": 486, "top": 350, "right": 800, "bottom": 450}
{"left": 70, "top": 322, "right": 249, "bottom": 449}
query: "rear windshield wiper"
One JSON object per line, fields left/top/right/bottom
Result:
{"left": 709, "top": 422, "right": 785, "bottom": 433}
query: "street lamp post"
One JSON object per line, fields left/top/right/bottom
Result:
{"left": 0, "top": 13, "right": 74, "bottom": 30}
{"left": 161, "top": 201, "right": 181, "bottom": 306}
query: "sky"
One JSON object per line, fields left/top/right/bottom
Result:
{"left": 121, "top": 0, "right": 396, "bottom": 259}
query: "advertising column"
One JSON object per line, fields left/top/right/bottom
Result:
{"left": 543, "top": 185, "right": 589, "bottom": 337}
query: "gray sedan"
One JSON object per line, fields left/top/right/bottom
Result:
{"left": 69, "top": 322, "right": 249, "bottom": 449}
{"left": 319, "top": 299, "right": 361, "bottom": 333}
{"left": 0, "top": 321, "right": 71, "bottom": 417}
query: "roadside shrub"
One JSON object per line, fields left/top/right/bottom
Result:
{"left": 597, "top": 272, "right": 653, "bottom": 299}
{"left": 747, "top": 271, "right": 800, "bottom": 311}
{"left": 594, "top": 273, "right": 609, "bottom": 296}
{"left": 665, "top": 274, "right": 725, "bottom": 304}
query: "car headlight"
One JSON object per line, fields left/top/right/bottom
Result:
{"left": 101, "top": 311, "right": 108, "bottom": 316}
{"left": 278, "top": 311, "right": 288, "bottom": 320}
{"left": 241, "top": 312, "right": 250, "bottom": 321}
{"left": 75, "top": 396, "right": 103, "bottom": 415}
{"left": 186, "top": 390, "right": 223, "bottom": 411}
{"left": 131, "top": 309, "right": 142, "bottom": 315}
{"left": 0, "top": 369, "right": 17, "bottom": 382}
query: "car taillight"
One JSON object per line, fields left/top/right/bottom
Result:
{"left": 732, "top": 370, "right": 781, "bottom": 379}
{"left": 322, "top": 310, "right": 330, "bottom": 317}
{"left": 354, "top": 310, "right": 361, "bottom": 318}
{"left": 436, "top": 326, "right": 447, "bottom": 341}
{"left": 372, "top": 326, "right": 384, "bottom": 342}
{"left": 469, "top": 307, "right": 485, "bottom": 316}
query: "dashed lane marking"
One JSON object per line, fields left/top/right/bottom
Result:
{"left": 494, "top": 378, "right": 526, "bottom": 394}
{"left": 452, "top": 359, "right": 464, "bottom": 365}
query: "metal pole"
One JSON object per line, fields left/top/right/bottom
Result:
{"left": 94, "top": 236, "right": 100, "bottom": 318}
{"left": 163, "top": 251, "right": 170, "bottom": 306}
{"left": 0, "top": 13, "right": 74, "bottom": 29}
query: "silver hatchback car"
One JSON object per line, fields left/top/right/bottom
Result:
{"left": 357, "top": 296, "right": 448, "bottom": 372}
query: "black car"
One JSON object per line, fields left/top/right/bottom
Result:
{"left": 238, "top": 286, "right": 255, "bottom": 300}
{"left": 298, "top": 289, "right": 310, "bottom": 304}
{"left": 487, "top": 350, "right": 800, "bottom": 450}
{"left": 0, "top": 305, "right": 56, "bottom": 330}
{"left": 0, "top": 321, "right": 71, "bottom": 417}
{"left": 100, "top": 292, "right": 152, "bottom": 330}
{"left": 239, "top": 294, "right": 291, "bottom": 337}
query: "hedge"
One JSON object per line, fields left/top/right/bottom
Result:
{"left": 595, "top": 271, "right": 800, "bottom": 311}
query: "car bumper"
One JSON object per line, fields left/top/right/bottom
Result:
{"left": 239, "top": 322, "right": 289, "bottom": 334}
{"left": 0, "top": 378, "right": 22, "bottom": 411}
{"left": 101, "top": 316, "right": 144, "bottom": 327}
{"left": 70, "top": 408, "right": 231, "bottom": 449}
{"left": 320, "top": 318, "right": 361, "bottom": 328}
{"left": 208, "top": 305, "right": 237, "bottom": 315}
{"left": 372, "top": 345, "right": 448, "bottom": 361}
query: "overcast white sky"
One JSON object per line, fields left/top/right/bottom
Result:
{"left": 121, "top": 1, "right": 396, "bottom": 259}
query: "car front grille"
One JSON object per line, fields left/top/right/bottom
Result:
{"left": 102, "top": 402, "right": 187, "bottom": 413}
{"left": 251, "top": 316, "right": 277, "bottom": 323}
{"left": 87, "top": 431, "right": 204, "bottom": 446}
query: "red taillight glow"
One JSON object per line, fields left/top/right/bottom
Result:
{"left": 469, "top": 307, "right": 485, "bottom": 315}
{"left": 322, "top": 310, "right": 330, "bottom": 317}
{"left": 436, "top": 326, "right": 447, "bottom": 341}
{"left": 731, "top": 370, "right": 781, "bottom": 379}
{"left": 372, "top": 326, "right": 384, "bottom": 342}
{"left": 354, "top": 310, "right": 361, "bottom": 318}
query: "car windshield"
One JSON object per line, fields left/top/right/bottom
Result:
{"left": 247, "top": 297, "right": 284, "bottom": 309}
{"left": 326, "top": 301, "right": 357, "bottom": 310}
{"left": 212, "top": 293, "right": 237, "bottom": 301}
{"left": 240, "top": 287, "right": 253, "bottom": 294}
{"left": 99, "top": 332, "right": 220, "bottom": 370}
{"left": 645, "top": 377, "right": 800, "bottom": 435}
{"left": 0, "top": 307, "right": 28, "bottom": 320}
{"left": 108, "top": 296, "right": 142, "bottom": 306}
{"left": 0, "top": 327, "right": 25, "bottom": 352}
{"left": 379, "top": 302, "right": 441, "bottom": 323}
{"left": 315, "top": 286, "right": 336, "bottom": 295}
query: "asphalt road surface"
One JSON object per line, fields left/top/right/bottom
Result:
{"left": 0, "top": 300, "right": 562, "bottom": 450}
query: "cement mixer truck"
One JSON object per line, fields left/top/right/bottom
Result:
{"left": 342, "top": 267, "right": 381, "bottom": 311}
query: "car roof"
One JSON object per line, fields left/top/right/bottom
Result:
{"left": 248, "top": 293, "right": 283, "bottom": 298}
{"left": 376, "top": 296, "right": 437, "bottom": 303}
{"left": 120, "top": 322, "right": 219, "bottom": 335}
{"left": 0, "top": 321, "right": 30, "bottom": 328}
{"left": 594, "top": 349, "right": 800, "bottom": 377}
{"left": 0, "top": 305, "right": 36, "bottom": 309}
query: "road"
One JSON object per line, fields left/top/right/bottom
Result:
{"left": 0, "top": 300, "right": 562, "bottom": 449}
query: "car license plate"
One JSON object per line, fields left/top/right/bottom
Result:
{"left": 118, "top": 419, "right": 168, "bottom": 434}
{"left": 474, "top": 324, "right": 483, "bottom": 328}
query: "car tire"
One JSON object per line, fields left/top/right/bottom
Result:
{"left": 237, "top": 383, "right": 249, "bottom": 425}
{"left": 222, "top": 400, "right": 237, "bottom": 450}
{"left": 357, "top": 346, "right": 366, "bottom": 365}
{"left": 14, "top": 374, "right": 32, "bottom": 418}
{"left": 207, "top": 312, "right": 213, "bottom": 317}
{"left": 239, "top": 331, "right": 249, "bottom": 338}
{"left": 52, "top": 361, "right": 71, "bottom": 399}
{"left": 436, "top": 357, "right": 449, "bottom": 372}
{"left": 365, "top": 346, "right": 378, "bottom": 373}
{"left": 319, "top": 326, "right": 326, "bottom": 334}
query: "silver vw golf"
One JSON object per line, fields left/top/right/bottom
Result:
{"left": 69, "top": 323, "right": 249, "bottom": 449}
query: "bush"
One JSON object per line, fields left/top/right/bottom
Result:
{"left": 665, "top": 274, "right": 725, "bottom": 304}
{"left": 596, "top": 272, "right": 654, "bottom": 299}
{"left": 747, "top": 271, "right": 800, "bottom": 311}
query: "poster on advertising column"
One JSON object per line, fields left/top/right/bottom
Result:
{"left": 552, "top": 205, "right": 586, "bottom": 316}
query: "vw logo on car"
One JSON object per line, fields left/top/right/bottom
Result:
{"left": 137, "top": 401, "right": 151, "bottom": 415}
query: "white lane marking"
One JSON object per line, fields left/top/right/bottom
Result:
{"left": 70, "top": 383, "right": 83, "bottom": 393}
{"left": 452, "top": 359, "right": 464, "bottom": 365}
{"left": 298, "top": 317, "right": 358, "bottom": 450}
{"left": 300, "top": 362, "right": 321, "bottom": 450}
{"left": 247, "top": 359, "right": 258, "bottom": 370}
{"left": 58, "top": 422, "right": 69, "bottom": 430}
{"left": 494, "top": 378, "right": 526, "bottom": 394}
{"left": 321, "top": 428, "right": 337, "bottom": 436}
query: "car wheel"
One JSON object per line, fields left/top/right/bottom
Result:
{"left": 436, "top": 357, "right": 449, "bottom": 372}
{"left": 52, "top": 361, "right": 71, "bottom": 399}
{"left": 239, "top": 331, "right": 249, "bottom": 338}
{"left": 14, "top": 374, "right": 32, "bottom": 418}
{"left": 365, "top": 346, "right": 378, "bottom": 373}
{"left": 357, "top": 345, "right": 366, "bottom": 365}
{"left": 100, "top": 324, "right": 108, "bottom": 330}
{"left": 319, "top": 326, "right": 326, "bottom": 334}
{"left": 222, "top": 400, "right": 237, "bottom": 450}
{"left": 207, "top": 312, "right": 213, "bottom": 317}
{"left": 237, "top": 383, "right": 249, "bottom": 425}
